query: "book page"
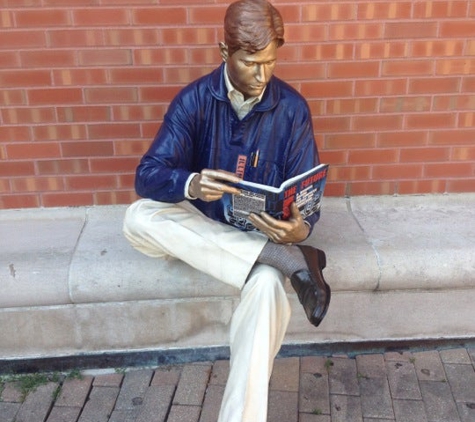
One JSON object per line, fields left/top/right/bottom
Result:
{"left": 232, "top": 190, "right": 266, "bottom": 217}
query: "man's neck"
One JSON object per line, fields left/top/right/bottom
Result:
{"left": 223, "top": 66, "right": 263, "bottom": 120}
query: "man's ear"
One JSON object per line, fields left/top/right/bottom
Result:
{"left": 219, "top": 42, "right": 228, "bottom": 62}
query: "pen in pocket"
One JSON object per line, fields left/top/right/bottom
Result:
{"left": 250, "top": 150, "right": 259, "bottom": 167}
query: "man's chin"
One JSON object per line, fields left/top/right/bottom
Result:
{"left": 246, "top": 86, "right": 264, "bottom": 98}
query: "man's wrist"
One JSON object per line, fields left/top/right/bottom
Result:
{"left": 303, "top": 221, "right": 311, "bottom": 239}
{"left": 185, "top": 173, "right": 199, "bottom": 200}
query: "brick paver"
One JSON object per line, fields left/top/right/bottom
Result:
{"left": 114, "top": 369, "right": 154, "bottom": 411}
{"left": 15, "top": 382, "right": 59, "bottom": 422}
{"left": 419, "top": 379, "right": 460, "bottom": 422}
{"left": 0, "top": 346, "right": 474, "bottom": 421}
{"left": 0, "top": 402, "right": 21, "bottom": 422}
{"left": 78, "top": 386, "right": 120, "bottom": 422}
{"left": 55, "top": 376, "right": 94, "bottom": 408}
{"left": 47, "top": 406, "right": 82, "bottom": 422}
{"left": 173, "top": 363, "right": 212, "bottom": 407}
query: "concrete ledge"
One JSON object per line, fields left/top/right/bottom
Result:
{"left": 0, "top": 194, "right": 474, "bottom": 360}
{"left": 349, "top": 195, "right": 474, "bottom": 291}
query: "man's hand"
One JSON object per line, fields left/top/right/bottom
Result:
{"left": 189, "top": 169, "right": 242, "bottom": 202}
{"left": 248, "top": 202, "right": 310, "bottom": 244}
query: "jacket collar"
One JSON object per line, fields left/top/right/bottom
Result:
{"left": 208, "top": 63, "right": 280, "bottom": 112}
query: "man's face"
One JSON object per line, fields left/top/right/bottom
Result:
{"left": 221, "top": 41, "right": 278, "bottom": 100}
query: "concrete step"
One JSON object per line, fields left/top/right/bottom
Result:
{"left": 1, "top": 194, "right": 474, "bottom": 361}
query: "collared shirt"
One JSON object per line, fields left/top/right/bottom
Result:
{"left": 185, "top": 65, "right": 266, "bottom": 199}
{"left": 224, "top": 64, "right": 265, "bottom": 120}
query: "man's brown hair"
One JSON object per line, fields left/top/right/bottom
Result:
{"left": 224, "top": 0, "right": 285, "bottom": 56}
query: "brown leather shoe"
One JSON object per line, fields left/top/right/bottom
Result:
{"left": 290, "top": 246, "right": 331, "bottom": 327}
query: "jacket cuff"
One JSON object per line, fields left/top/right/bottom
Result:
{"left": 184, "top": 172, "right": 199, "bottom": 200}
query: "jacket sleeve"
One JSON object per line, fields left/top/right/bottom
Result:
{"left": 284, "top": 99, "right": 321, "bottom": 232}
{"left": 135, "top": 94, "right": 197, "bottom": 203}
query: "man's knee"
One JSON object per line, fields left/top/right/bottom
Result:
{"left": 123, "top": 200, "right": 170, "bottom": 258}
{"left": 245, "top": 264, "right": 287, "bottom": 296}
{"left": 123, "top": 200, "right": 147, "bottom": 239}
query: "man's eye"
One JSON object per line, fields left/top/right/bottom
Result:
{"left": 244, "top": 62, "right": 254, "bottom": 67}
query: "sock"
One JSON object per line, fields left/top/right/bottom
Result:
{"left": 256, "top": 241, "right": 307, "bottom": 278}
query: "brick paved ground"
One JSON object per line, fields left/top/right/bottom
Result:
{"left": 1, "top": 347, "right": 474, "bottom": 422}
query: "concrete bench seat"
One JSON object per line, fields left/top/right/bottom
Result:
{"left": 1, "top": 194, "right": 474, "bottom": 362}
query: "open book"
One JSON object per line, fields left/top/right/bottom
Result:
{"left": 224, "top": 163, "right": 329, "bottom": 231}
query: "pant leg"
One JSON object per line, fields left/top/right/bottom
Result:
{"left": 124, "top": 199, "right": 291, "bottom": 421}
{"left": 218, "top": 264, "right": 291, "bottom": 422}
{"left": 123, "top": 198, "right": 268, "bottom": 289}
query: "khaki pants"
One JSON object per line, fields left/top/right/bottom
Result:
{"left": 123, "top": 199, "right": 291, "bottom": 422}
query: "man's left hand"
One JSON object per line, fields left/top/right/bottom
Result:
{"left": 248, "top": 202, "right": 309, "bottom": 244}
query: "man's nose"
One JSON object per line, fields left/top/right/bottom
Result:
{"left": 255, "top": 64, "right": 266, "bottom": 82}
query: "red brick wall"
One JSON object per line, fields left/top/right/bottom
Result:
{"left": 1, "top": 0, "right": 474, "bottom": 209}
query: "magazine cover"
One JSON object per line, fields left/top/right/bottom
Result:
{"left": 224, "top": 163, "right": 329, "bottom": 231}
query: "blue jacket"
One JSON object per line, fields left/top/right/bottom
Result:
{"left": 136, "top": 63, "right": 321, "bottom": 230}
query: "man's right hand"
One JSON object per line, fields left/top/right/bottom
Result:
{"left": 188, "top": 169, "right": 242, "bottom": 202}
